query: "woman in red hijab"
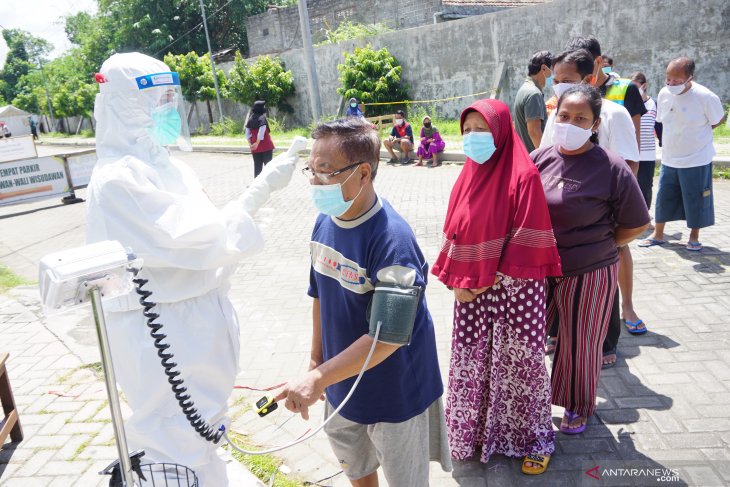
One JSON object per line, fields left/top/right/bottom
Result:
{"left": 432, "top": 99, "right": 561, "bottom": 475}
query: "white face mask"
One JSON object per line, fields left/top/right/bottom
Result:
{"left": 395, "top": 119, "right": 404, "bottom": 126}
{"left": 666, "top": 82, "right": 688, "bottom": 96}
{"left": 553, "top": 122, "right": 594, "bottom": 151}
{"left": 553, "top": 82, "right": 578, "bottom": 99}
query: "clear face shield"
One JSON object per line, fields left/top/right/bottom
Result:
{"left": 135, "top": 72, "right": 192, "bottom": 151}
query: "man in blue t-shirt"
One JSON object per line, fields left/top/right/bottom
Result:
{"left": 275, "top": 117, "right": 450, "bottom": 485}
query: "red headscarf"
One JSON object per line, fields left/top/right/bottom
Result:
{"left": 431, "top": 99, "right": 561, "bottom": 289}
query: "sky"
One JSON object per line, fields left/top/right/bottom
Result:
{"left": 0, "top": 0, "right": 97, "bottom": 68}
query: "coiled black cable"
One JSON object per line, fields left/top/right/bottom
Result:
{"left": 129, "top": 268, "right": 224, "bottom": 444}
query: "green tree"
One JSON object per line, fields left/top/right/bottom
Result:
{"left": 337, "top": 45, "right": 409, "bottom": 116}
{"left": 164, "top": 51, "right": 228, "bottom": 124}
{"left": 13, "top": 53, "right": 97, "bottom": 133}
{"left": 0, "top": 29, "right": 53, "bottom": 103}
{"left": 11, "top": 71, "right": 45, "bottom": 115}
{"left": 64, "top": 11, "right": 116, "bottom": 75}
{"left": 228, "top": 52, "right": 295, "bottom": 112}
{"left": 96, "top": 0, "right": 275, "bottom": 58}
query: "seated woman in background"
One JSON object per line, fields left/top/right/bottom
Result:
{"left": 345, "top": 97, "right": 364, "bottom": 118}
{"left": 415, "top": 116, "right": 446, "bottom": 167}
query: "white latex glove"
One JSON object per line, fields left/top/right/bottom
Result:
{"left": 240, "top": 136, "right": 308, "bottom": 216}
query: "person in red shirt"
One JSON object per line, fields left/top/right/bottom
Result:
{"left": 383, "top": 110, "right": 414, "bottom": 164}
{"left": 246, "top": 100, "right": 276, "bottom": 177}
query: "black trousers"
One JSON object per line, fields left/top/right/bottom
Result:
{"left": 252, "top": 150, "right": 273, "bottom": 178}
{"left": 637, "top": 160, "right": 656, "bottom": 209}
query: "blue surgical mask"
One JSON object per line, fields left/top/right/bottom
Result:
{"left": 309, "top": 170, "right": 363, "bottom": 217}
{"left": 545, "top": 73, "right": 554, "bottom": 89}
{"left": 463, "top": 132, "right": 497, "bottom": 164}
{"left": 350, "top": 103, "right": 358, "bottom": 108}
{"left": 149, "top": 104, "right": 182, "bottom": 146}
{"left": 602, "top": 66, "right": 612, "bottom": 75}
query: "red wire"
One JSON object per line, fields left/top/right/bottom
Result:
{"left": 233, "top": 382, "right": 286, "bottom": 392}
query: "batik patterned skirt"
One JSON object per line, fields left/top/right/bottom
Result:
{"left": 445, "top": 274, "right": 555, "bottom": 462}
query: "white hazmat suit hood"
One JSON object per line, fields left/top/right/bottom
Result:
{"left": 86, "top": 52, "right": 306, "bottom": 486}
{"left": 95, "top": 52, "right": 185, "bottom": 167}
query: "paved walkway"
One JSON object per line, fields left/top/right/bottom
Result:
{"left": 1, "top": 147, "right": 729, "bottom": 486}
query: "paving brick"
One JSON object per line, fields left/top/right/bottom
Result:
{"left": 1, "top": 153, "right": 729, "bottom": 486}
{"left": 36, "top": 460, "right": 91, "bottom": 477}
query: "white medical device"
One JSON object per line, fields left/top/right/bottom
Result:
{"left": 39, "top": 240, "right": 139, "bottom": 311}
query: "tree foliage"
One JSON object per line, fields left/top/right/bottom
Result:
{"left": 64, "top": 11, "right": 116, "bottom": 76}
{"left": 94, "top": 0, "right": 275, "bottom": 59}
{"left": 228, "top": 53, "right": 295, "bottom": 111}
{"left": 12, "top": 54, "right": 97, "bottom": 126}
{"left": 337, "top": 45, "right": 409, "bottom": 116}
{"left": 0, "top": 29, "right": 53, "bottom": 103}
{"left": 164, "top": 51, "right": 228, "bottom": 123}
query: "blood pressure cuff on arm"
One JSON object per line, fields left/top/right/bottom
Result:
{"left": 366, "top": 282, "right": 422, "bottom": 345}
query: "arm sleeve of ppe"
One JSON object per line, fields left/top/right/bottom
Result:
{"left": 99, "top": 176, "right": 263, "bottom": 271}
{"left": 257, "top": 125, "right": 267, "bottom": 141}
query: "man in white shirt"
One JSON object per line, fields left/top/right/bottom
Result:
{"left": 538, "top": 49, "right": 641, "bottom": 367}
{"left": 640, "top": 57, "right": 725, "bottom": 251}
{"left": 540, "top": 50, "right": 639, "bottom": 166}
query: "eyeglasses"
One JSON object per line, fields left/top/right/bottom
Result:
{"left": 301, "top": 161, "right": 367, "bottom": 184}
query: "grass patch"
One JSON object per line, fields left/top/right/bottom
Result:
{"left": 225, "top": 432, "right": 305, "bottom": 487}
{"left": 57, "top": 362, "right": 104, "bottom": 385}
{"left": 0, "top": 265, "right": 31, "bottom": 293}
{"left": 70, "top": 433, "right": 97, "bottom": 460}
{"left": 653, "top": 164, "right": 730, "bottom": 180}
{"left": 712, "top": 166, "right": 730, "bottom": 179}
{"left": 80, "top": 362, "right": 103, "bottom": 376}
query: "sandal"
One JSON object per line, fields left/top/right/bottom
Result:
{"left": 545, "top": 336, "right": 557, "bottom": 355}
{"left": 638, "top": 237, "right": 666, "bottom": 248}
{"left": 624, "top": 319, "right": 647, "bottom": 335}
{"left": 686, "top": 241, "right": 702, "bottom": 252}
{"left": 602, "top": 347, "right": 617, "bottom": 369}
{"left": 522, "top": 453, "right": 550, "bottom": 475}
{"left": 560, "top": 410, "right": 586, "bottom": 435}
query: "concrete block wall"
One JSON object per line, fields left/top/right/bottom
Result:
{"left": 247, "top": 0, "right": 441, "bottom": 56}
{"left": 263, "top": 0, "right": 728, "bottom": 126}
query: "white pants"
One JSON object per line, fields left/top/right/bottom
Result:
{"left": 107, "top": 289, "right": 240, "bottom": 487}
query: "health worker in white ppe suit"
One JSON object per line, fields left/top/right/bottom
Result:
{"left": 86, "top": 52, "right": 306, "bottom": 486}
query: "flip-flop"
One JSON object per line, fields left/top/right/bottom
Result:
{"left": 686, "top": 241, "right": 702, "bottom": 251}
{"left": 522, "top": 453, "right": 551, "bottom": 475}
{"left": 602, "top": 347, "right": 617, "bottom": 369}
{"left": 624, "top": 319, "right": 647, "bottom": 335}
{"left": 638, "top": 238, "right": 667, "bottom": 247}
{"left": 560, "top": 410, "right": 586, "bottom": 435}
